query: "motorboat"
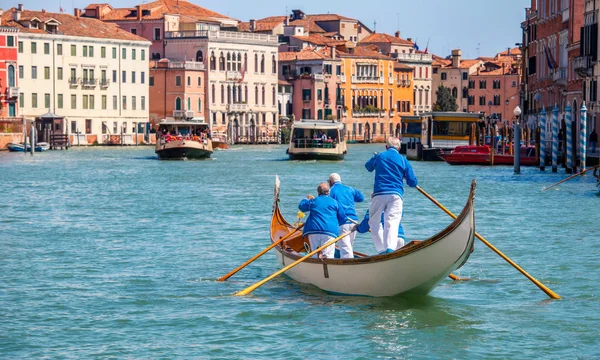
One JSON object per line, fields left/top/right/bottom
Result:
{"left": 155, "top": 120, "right": 213, "bottom": 160}
{"left": 287, "top": 120, "right": 347, "bottom": 161}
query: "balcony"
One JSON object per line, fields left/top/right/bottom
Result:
{"left": 68, "top": 77, "right": 80, "bottom": 87}
{"left": 398, "top": 80, "right": 410, "bottom": 88}
{"left": 302, "top": 97, "right": 311, "bottom": 103}
{"left": 553, "top": 67, "right": 567, "bottom": 86}
{"left": 164, "top": 30, "right": 278, "bottom": 44}
{"left": 388, "top": 77, "right": 394, "bottom": 85}
{"left": 574, "top": 56, "right": 593, "bottom": 77}
{"left": 173, "top": 110, "right": 195, "bottom": 119}
{"left": 313, "top": 73, "right": 324, "bottom": 81}
{"left": 351, "top": 76, "right": 380, "bottom": 84}
{"left": 100, "top": 79, "right": 110, "bottom": 88}
{"left": 226, "top": 71, "right": 243, "bottom": 81}
{"left": 7, "top": 86, "right": 19, "bottom": 98}
{"left": 340, "top": 75, "right": 346, "bottom": 83}
{"left": 393, "top": 52, "right": 433, "bottom": 63}
{"left": 170, "top": 61, "right": 205, "bottom": 71}
{"left": 82, "top": 78, "right": 97, "bottom": 88}
{"left": 228, "top": 103, "right": 248, "bottom": 112}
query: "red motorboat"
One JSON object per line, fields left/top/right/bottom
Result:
{"left": 439, "top": 145, "right": 538, "bottom": 166}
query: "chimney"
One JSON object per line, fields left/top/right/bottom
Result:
{"left": 451, "top": 49, "right": 462, "bottom": 68}
{"left": 74, "top": 8, "right": 81, "bottom": 18}
{"left": 502, "top": 63, "right": 506, "bottom": 74}
{"left": 42, "top": 9, "right": 46, "bottom": 13}
{"left": 331, "top": 46, "right": 335, "bottom": 60}
{"left": 14, "top": 8, "right": 21, "bottom": 21}
{"left": 136, "top": 5, "right": 142, "bottom": 21}
{"left": 18, "top": 4, "right": 24, "bottom": 11}
{"left": 250, "top": 19, "right": 256, "bottom": 32}
{"left": 395, "top": 31, "right": 400, "bottom": 38}
{"left": 407, "top": 37, "right": 412, "bottom": 42}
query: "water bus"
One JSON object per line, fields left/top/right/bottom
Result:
{"left": 155, "top": 120, "right": 213, "bottom": 160}
{"left": 287, "top": 120, "right": 347, "bottom": 161}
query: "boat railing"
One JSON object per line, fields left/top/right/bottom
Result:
{"left": 292, "top": 138, "right": 338, "bottom": 149}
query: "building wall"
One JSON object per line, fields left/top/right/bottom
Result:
{"left": 0, "top": 28, "right": 19, "bottom": 118}
{"left": 113, "top": 19, "right": 165, "bottom": 60}
{"left": 468, "top": 73, "right": 521, "bottom": 124}
{"left": 17, "top": 33, "right": 150, "bottom": 143}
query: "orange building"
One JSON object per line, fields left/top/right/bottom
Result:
{"left": 340, "top": 46, "right": 413, "bottom": 142}
{"left": 149, "top": 59, "right": 206, "bottom": 128}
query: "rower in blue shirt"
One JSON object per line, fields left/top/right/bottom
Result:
{"left": 354, "top": 210, "right": 406, "bottom": 253}
{"left": 365, "top": 137, "right": 417, "bottom": 253}
{"left": 298, "top": 182, "right": 348, "bottom": 259}
{"left": 328, "top": 173, "right": 364, "bottom": 259}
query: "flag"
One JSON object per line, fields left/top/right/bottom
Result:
{"left": 545, "top": 46, "right": 558, "bottom": 70}
{"left": 413, "top": 42, "right": 419, "bottom": 51}
{"left": 424, "top": 39, "right": 430, "bottom": 54}
{"left": 60, "top": 7, "right": 64, "bottom": 12}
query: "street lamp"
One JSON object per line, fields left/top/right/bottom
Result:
{"left": 514, "top": 105, "right": 522, "bottom": 173}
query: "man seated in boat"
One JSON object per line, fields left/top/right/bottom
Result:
{"left": 298, "top": 182, "right": 348, "bottom": 259}
{"left": 328, "top": 173, "right": 364, "bottom": 259}
{"left": 365, "top": 137, "right": 418, "bottom": 253}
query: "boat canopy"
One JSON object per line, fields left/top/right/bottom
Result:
{"left": 292, "top": 120, "right": 344, "bottom": 130}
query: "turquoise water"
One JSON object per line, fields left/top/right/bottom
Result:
{"left": 1, "top": 145, "right": 599, "bottom": 359}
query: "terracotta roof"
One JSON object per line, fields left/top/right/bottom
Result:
{"left": 394, "top": 62, "right": 413, "bottom": 71}
{"left": 90, "top": 0, "right": 234, "bottom": 23}
{"left": 289, "top": 18, "right": 326, "bottom": 33}
{"left": 477, "top": 56, "right": 494, "bottom": 61}
{"left": 278, "top": 78, "right": 292, "bottom": 86}
{"left": 279, "top": 46, "right": 340, "bottom": 61}
{"left": 359, "top": 32, "right": 413, "bottom": 46}
{"left": 458, "top": 59, "right": 483, "bottom": 69}
{"left": 497, "top": 47, "right": 521, "bottom": 56}
{"left": 1, "top": 8, "right": 149, "bottom": 42}
{"left": 84, "top": 3, "right": 112, "bottom": 10}
{"left": 339, "top": 45, "right": 393, "bottom": 60}
{"left": 305, "top": 14, "right": 356, "bottom": 22}
{"left": 238, "top": 20, "right": 282, "bottom": 32}
{"left": 291, "top": 33, "right": 346, "bottom": 47}
{"left": 432, "top": 55, "right": 451, "bottom": 67}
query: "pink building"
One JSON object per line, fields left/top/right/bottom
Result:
{"left": 0, "top": 19, "right": 19, "bottom": 119}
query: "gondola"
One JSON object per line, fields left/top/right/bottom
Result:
{"left": 269, "top": 176, "right": 476, "bottom": 297}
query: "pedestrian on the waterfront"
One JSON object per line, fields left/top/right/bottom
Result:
{"left": 354, "top": 209, "right": 406, "bottom": 249}
{"left": 298, "top": 182, "right": 348, "bottom": 259}
{"left": 590, "top": 129, "right": 598, "bottom": 154}
{"left": 365, "top": 137, "right": 418, "bottom": 254}
{"left": 328, "top": 173, "right": 364, "bottom": 259}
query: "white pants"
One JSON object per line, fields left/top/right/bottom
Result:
{"left": 338, "top": 224, "right": 357, "bottom": 259}
{"left": 369, "top": 194, "right": 404, "bottom": 253}
{"left": 308, "top": 234, "right": 336, "bottom": 259}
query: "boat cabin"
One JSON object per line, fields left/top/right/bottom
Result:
{"left": 288, "top": 120, "right": 347, "bottom": 160}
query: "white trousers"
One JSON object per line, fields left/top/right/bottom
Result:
{"left": 308, "top": 234, "right": 336, "bottom": 259}
{"left": 338, "top": 224, "right": 357, "bottom": 259}
{"left": 369, "top": 194, "right": 404, "bottom": 253}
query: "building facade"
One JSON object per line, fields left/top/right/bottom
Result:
{"left": 432, "top": 50, "right": 483, "bottom": 112}
{"left": 0, "top": 17, "right": 19, "bottom": 120}
{"left": 2, "top": 6, "right": 150, "bottom": 145}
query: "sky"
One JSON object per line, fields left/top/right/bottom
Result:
{"left": 14, "top": 0, "right": 530, "bottom": 58}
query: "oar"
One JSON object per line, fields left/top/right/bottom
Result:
{"left": 234, "top": 231, "right": 354, "bottom": 296}
{"left": 217, "top": 224, "right": 304, "bottom": 282}
{"left": 346, "top": 219, "right": 467, "bottom": 281}
{"left": 416, "top": 185, "right": 561, "bottom": 300}
{"left": 542, "top": 165, "right": 599, "bottom": 191}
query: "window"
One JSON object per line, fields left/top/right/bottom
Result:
{"left": 187, "top": 76, "right": 191, "bottom": 86}
{"left": 468, "top": 95, "right": 475, "bottom": 105}
{"left": 452, "top": 87, "right": 458, "bottom": 98}
{"left": 462, "top": 72, "right": 468, "bottom": 80}
{"left": 317, "top": 89, "right": 323, "bottom": 101}
{"left": 493, "top": 94, "right": 501, "bottom": 106}
{"left": 19, "top": 65, "right": 23, "bottom": 79}
{"left": 302, "top": 89, "right": 311, "bottom": 101}
{"left": 132, "top": 96, "right": 137, "bottom": 110}
{"left": 89, "top": 95, "right": 95, "bottom": 110}
{"left": 113, "top": 122, "right": 118, "bottom": 134}
{"left": 141, "top": 96, "right": 146, "bottom": 110}
{"left": 336, "top": 65, "right": 342, "bottom": 75}
{"left": 131, "top": 28, "right": 137, "bottom": 35}
{"left": 141, "top": 72, "right": 145, "bottom": 84}
{"left": 141, "top": 50, "right": 145, "bottom": 61}
{"left": 7, "top": 66, "right": 14, "bottom": 86}
{"left": 45, "top": 93, "right": 50, "bottom": 108}
{"left": 57, "top": 67, "right": 63, "bottom": 80}
{"left": 317, "top": 109, "right": 323, "bottom": 119}
{"left": 101, "top": 70, "right": 106, "bottom": 83}
{"left": 89, "top": 46, "right": 94, "bottom": 57}
{"left": 71, "top": 45, "right": 76, "bottom": 56}
{"left": 71, "top": 121, "right": 77, "bottom": 134}
{"left": 149, "top": 76, "right": 154, "bottom": 86}
{"left": 83, "top": 95, "right": 89, "bottom": 109}
{"left": 479, "top": 96, "right": 487, "bottom": 106}
{"left": 101, "top": 47, "right": 106, "bottom": 58}
{"left": 122, "top": 48, "right": 126, "bottom": 59}
{"left": 43, "top": 42, "right": 50, "bottom": 54}
{"left": 197, "top": 77, "right": 202, "bottom": 86}
{"left": 433, "top": 67, "right": 439, "bottom": 74}
{"left": 43, "top": 66, "right": 50, "bottom": 80}
{"left": 31, "top": 66, "right": 37, "bottom": 79}
{"left": 479, "top": 80, "right": 487, "bottom": 89}
{"left": 122, "top": 71, "right": 126, "bottom": 83}
{"left": 18, "top": 41, "right": 23, "bottom": 53}
{"left": 132, "top": 49, "right": 136, "bottom": 60}
{"left": 175, "top": 76, "right": 181, "bottom": 86}
{"left": 102, "top": 95, "right": 107, "bottom": 110}
{"left": 493, "top": 80, "right": 501, "bottom": 89}
{"left": 19, "top": 93, "right": 24, "bottom": 108}
{"left": 441, "top": 72, "right": 447, "bottom": 80}
{"left": 197, "top": 98, "right": 202, "bottom": 112}
{"left": 131, "top": 71, "right": 136, "bottom": 84}
{"left": 32, "top": 93, "right": 38, "bottom": 108}
{"left": 122, "top": 96, "right": 127, "bottom": 110}
{"left": 83, "top": 45, "right": 88, "bottom": 57}
{"left": 302, "top": 109, "right": 311, "bottom": 119}
{"left": 153, "top": 28, "right": 161, "bottom": 41}
{"left": 71, "top": 94, "right": 77, "bottom": 109}
{"left": 260, "top": 54, "right": 265, "bottom": 73}
{"left": 468, "top": 80, "right": 475, "bottom": 89}
{"left": 272, "top": 55, "right": 277, "bottom": 73}
{"left": 113, "top": 70, "right": 117, "bottom": 83}
{"left": 86, "top": 119, "right": 92, "bottom": 134}
{"left": 113, "top": 96, "right": 118, "bottom": 110}
{"left": 262, "top": 86, "right": 265, "bottom": 105}
{"left": 462, "top": 87, "right": 468, "bottom": 98}
{"left": 254, "top": 53, "right": 258, "bottom": 73}
{"left": 31, "top": 42, "right": 37, "bottom": 54}
{"left": 112, "top": 47, "right": 117, "bottom": 59}
{"left": 55, "top": 44, "right": 62, "bottom": 56}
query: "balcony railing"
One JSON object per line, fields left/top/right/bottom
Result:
{"left": 100, "top": 79, "right": 110, "bottom": 88}
{"left": 165, "top": 30, "right": 278, "bottom": 44}
{"left": 170, "top": 61, "right": 205, "bottom": 71}
{"left": 352, "top": 76, "right": 380, "bottom": 84}
{"left": 7, "top": 86, "right": 19, "bottom": 98}
{"left": 82, "top": 78, "right": 97, "bottom": 87}
{"left": 228, "top": 103, "right": 248, "bottom": 112}
{"left": 392, "top": 52, "right": 433, "bottom": 62}
{"left": 553, "top": 67, "right": 567, "bottom": 85}
{"left": 313, "top": 73, "right": 324, "bottom": 81}
{"left": 388, "top": 77, "right": 394, "bottom": 85}
{"left": 173, "top": 110, "right": 195, "bottom": 119}
{"left": 574, "top": 56, "right": 593, "bottom": 77}
{"left": 68, "top": 77, "right": 80, "bottom": 86}
{"left": 340, "top": 75, "right": 346, "bottom": 83}
{"left": 226, "top": 71, "right": 243, "bottom": 81}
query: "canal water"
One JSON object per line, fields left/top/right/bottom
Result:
{"left": 1, "top": 145, "right": 599, "bottom": 359}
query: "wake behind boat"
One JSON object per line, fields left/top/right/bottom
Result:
{"left": 269, "top": 176, "right": 476, "bottom": 297}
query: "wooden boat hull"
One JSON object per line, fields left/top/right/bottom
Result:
{"left": 212, "top": 141, "right": 230, "bottom": 150}
{"left": 269, "top": 177, "right": 476, "bottom": 297}
{"left": 155, "top": 139, "right": 213, "bottom": 160}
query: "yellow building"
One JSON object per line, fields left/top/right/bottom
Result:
{"left": 339, "top": 46, "right": 413, "bottom": 142}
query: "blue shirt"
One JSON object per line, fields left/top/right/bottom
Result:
{"left": 329, "top": 182, "right": 364, "bottom": 224}
{"left": 299, "top": 195, "right": 347, "bottom": 238}
{"left": 356, "top": 210, "right": 405, "bottom": 240}
{"left": 365, "top": 147, "right": 418, "bottom": 199}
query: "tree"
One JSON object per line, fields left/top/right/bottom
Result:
{"left": 433, "top": 85, "right": 459, "bottom": 112}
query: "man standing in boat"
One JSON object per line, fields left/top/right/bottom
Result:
{"left": 299, "top": 183, "right": 348, "bottom": 259}
{"left": 365, "top": 137, "right": 418, "bottom": 253}
{"left": 328, "top": 173, "right": 364, "bottom": 258}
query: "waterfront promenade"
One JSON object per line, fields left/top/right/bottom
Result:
{"left": 1, "top": 146, "right": 599, "bottom": 358}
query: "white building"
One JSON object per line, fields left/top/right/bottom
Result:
{"left": 2, "top": 5, "right": 150, "bottom": 145}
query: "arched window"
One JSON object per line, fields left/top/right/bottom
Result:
{"left": 219, "top": 52, "right": 225, "bottom": 71}
{"left": 210, "top": 51, "right": 216, "bottom": 71}
{"left": 221, "top": 85, "right": 225, "bottom": 104}
{"left": 272, "top": 86, "right": 276, "bottom": 105}
{"left": 262, "top": 86, "right": 265, "bottom": 105}
{"left": 227, "top": 85, "right": 231, "bottom": 104}
{"left": 255, "top": 86, "right": 259, "bottom": 104}
{"left": 187, "top": 76, "right": 191, "bottom": 86}
{"left": 232, "top": 86, "right": 237, "bottom": 103}
{"left": 451, "top": 87, "right": 458, "bottom": 98}
{"left": 238, "top": 85, "right": 242, "bottom": 103}
{"left": 8, "top": 65, "right": 15, "bottom": 87}
{"left": 244, "top": 53, "right": 248, "bottom": 71}
{"left": 196, "top": 50, "right": 203, "bottom": 62}
{"left": 260, "top": 54, "right": 265, "bottom": 73}
{"left": 245, "top": 86, "right": 248, "bottom": 103}
{"left": 187, "top": 97, "right": 191, "bottom": 110}
{"left": 211, "top": 84, "right": 215, "bottom": 103}
{"left": 175, "top": 97, "right": 182, "bottom": 110}
{"left": 175, "top": 76, "right": 182, "bottom": 86}
{"left": 272, "top": 55, "right": 276, "bottom": 74}
{"left": 226, "top": 52, "right": 231, "bottom": 71}
{"left": 237, "top": 53, "right": 242, "bottom": 72}
{"left": 254, "top": 53, "right": 258, "bottom": 73}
